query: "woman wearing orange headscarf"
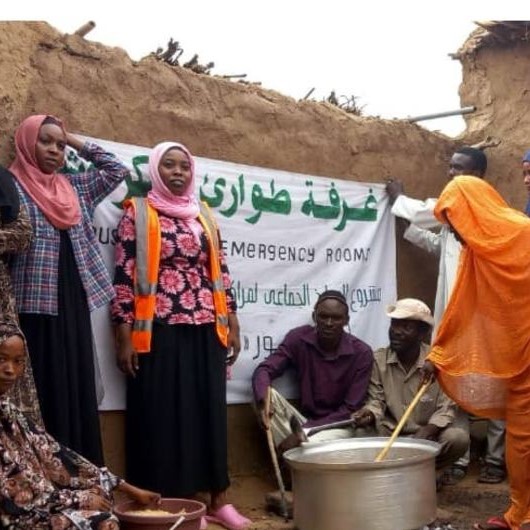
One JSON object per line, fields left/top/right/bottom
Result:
{"left": 422, "top": 176, "right": 530, "bottom": 530}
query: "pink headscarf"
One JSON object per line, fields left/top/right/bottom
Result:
{"left": 147, "top": 141, "right": 202, "bottom": 241}
{"left": 9, "top": 115, "right": 81, "bottom": 230}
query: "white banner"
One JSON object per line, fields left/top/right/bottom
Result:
{"left": 69, "top": 137, "right": 396, "bottom": 410}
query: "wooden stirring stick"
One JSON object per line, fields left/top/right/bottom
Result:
{"left": 374, "top": 381, "right": 431, "bottom": 462}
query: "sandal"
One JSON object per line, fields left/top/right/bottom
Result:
{"left": 473, "top": 515, "right": 509, "bottom": 529}
{"left": 478, "top": 464, "right": 506, "bottom": 484}
{"left": 206, "top": 504, "right": 251, "bottom": 530}
{"left": 440, "top": 464, "right": 468, "bottom": 486}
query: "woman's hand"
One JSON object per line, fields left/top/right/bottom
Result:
{"left": 115, "top": 324, "right": 139, "bottom": 377}
{"left": 84, "top": 492, "right": 113, "bottom": 512}
{"left": 226, "top": 313, "right": 241, "bottom": 366}
{"left": 65, "top": 132, "right": 85, "bottom": 152}
{"left": 118, "top": 482, "right": 161, "bottom": 506}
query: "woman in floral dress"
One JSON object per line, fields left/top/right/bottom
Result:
{"left": 0, "top": 321, "right": 160, "bottom": 529}
{"left": 112, "top": 141, "right": 250, "bottom": 529}
{"left": 0, "top": 165, "right": 41, "bottom": 424}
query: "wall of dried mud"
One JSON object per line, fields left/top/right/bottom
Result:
{"left": 459, "top": 39, "right": 530, "bottom": 208}
{"left": 1, "top": 22, "right": 460, "bottom": 477}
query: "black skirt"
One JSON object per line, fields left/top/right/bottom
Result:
{"left": 19, "top": 231, "right": 104, "bottom": 466}
{"left": 126, "top": 322, "right": 230, "bottom": 497}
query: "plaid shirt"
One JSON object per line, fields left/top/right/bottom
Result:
{"left": 11, "top": 142, "right": 129, "bottom": 315}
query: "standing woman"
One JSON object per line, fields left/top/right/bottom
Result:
{"left": 421, "top": 176, "right": 530, "bottom": 530}
{"left": 0, "top": 165, "right": 40, "bottom": 423}
{"left": 9, "top": 114, "right": 130, "bottom": 466}
{"left": 112, "top": 141, "right": 250, "bottom": 529}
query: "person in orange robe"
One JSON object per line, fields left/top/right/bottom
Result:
{"left": 421, "top": 175, "right": 530, "bottom": 530}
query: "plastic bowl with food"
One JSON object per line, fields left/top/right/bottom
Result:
{"left": 114, "top": 498, "right": 206, "bottom": 530}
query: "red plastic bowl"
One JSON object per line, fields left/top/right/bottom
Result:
{"left": 114, "top": 498, "right": 206, "bottom": 530}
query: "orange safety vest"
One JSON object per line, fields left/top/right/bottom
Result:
{"left": 128, "top": 198, "right": 229, "bottom": 353}
{"left": 197, "top": 202, "right": 229, "bottom": 348}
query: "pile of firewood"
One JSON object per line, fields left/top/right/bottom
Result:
{"left": 153, "top": 38, "right": 214, "bottom": 75}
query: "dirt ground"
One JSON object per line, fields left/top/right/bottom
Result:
{"left": 436, "top": 466, "right": 509, "bottom": 530}
{"left": 220, "top": 461, "right": 509, "bottom": 530}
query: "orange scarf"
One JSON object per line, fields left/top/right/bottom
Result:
{"left": 428, "top": 176, "right": 530, "bottom": 418}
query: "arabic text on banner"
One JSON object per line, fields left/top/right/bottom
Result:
{"left": 69, "top": 137, "right": 397, "bottom": 409}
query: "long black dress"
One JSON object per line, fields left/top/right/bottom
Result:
{"left": 112, "top": 207, "right": 234, "bottom": 496}
{"left": 126, "top": 321, "right": 229, "bottom": 496}
{"left": 19, "top": 231, "right": 103, "bottom": 465}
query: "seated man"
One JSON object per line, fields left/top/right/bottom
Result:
{"left": 352, "top": 298, "right": 468, "bottom": 471}
{"left": 252, "top": 290, "right": 373, "bottom": 452}
{"left": 0, "top": 323, "right": 160, "bottom": 529}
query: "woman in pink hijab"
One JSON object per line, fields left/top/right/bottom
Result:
{"left": 9, "top": 114, "right": 129, "bottom": 466}
{"left": 112, "top": 141, "right": 250, "bottom": 530}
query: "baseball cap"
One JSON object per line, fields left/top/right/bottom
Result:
{"left": 386, "top": 298, "right": 434, "bottom": 327}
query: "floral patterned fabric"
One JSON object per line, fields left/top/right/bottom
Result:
{"left": 0, "top": 398, "right": 120, "bottom": 529}
{"left": 111, "top": 204, "right": 236, "bottom": 325}
{"left": 0, "top": 207, "right": 42, "bottom": 425}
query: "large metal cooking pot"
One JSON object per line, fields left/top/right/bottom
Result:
{"left": 284, "top": 437, "right": 440, "bottom": 530}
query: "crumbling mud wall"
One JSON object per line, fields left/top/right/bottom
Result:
{"left": 1, "top": 21, "right": 459, "bottom": 477}
{"left": 457, "top": 22, "right": 530, "bottom": 208}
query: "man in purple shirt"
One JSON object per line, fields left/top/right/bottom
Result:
{"left": 252, "top": 290, "right": 373, "bottom": 454}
